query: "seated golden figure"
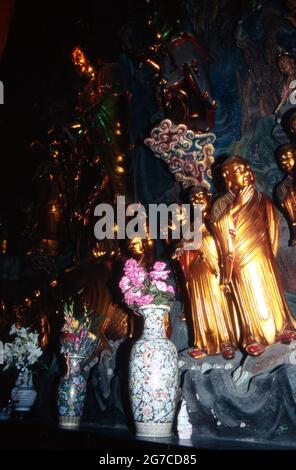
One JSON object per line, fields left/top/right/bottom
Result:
{"left": 275, "top": 144, "right": 296, "bottom": 246}
{"left": 176, "top": 187, "right": 238, "bottom": 360}
{"left": 210, "top": 156, "right": 296, "bottom": 356}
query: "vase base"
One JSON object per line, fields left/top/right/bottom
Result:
{"left": 135, "top": 422, "right": 173, "bottom": 438}
{"left": 59, "top": 416, "right": 81, "bottom": 429}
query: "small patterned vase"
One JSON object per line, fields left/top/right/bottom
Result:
{"left": 129, "top": 304, "right": 178, "bottom": 438}
{"left": 57, "top": 354, "right": 87, "bottom": 428}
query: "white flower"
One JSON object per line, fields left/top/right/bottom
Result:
{"left": 3, "top": 324, "right": 42, "bottom": 371}
{"left": 9, "top": 324, "right": 17, "bottom": 336}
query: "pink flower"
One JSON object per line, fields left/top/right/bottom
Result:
{"left": 124, "top": 258, "right": 147, "bottom": 287}
{"left": 119, "top": 276, "right": 131, "bottom": 293}
{"left": 121, "top": 258, "right": 174, "bottom": 308}
{"left": 153, "top": 261, "right": 167, "bottom": 271}
{"left": 133, "top": 267, "right": 147, "bottom": 287}
{"left": 124, "top": 259, "right": 140, "bottom": 277}
{"left": 150, "top": 270, "right": 169, "bottom": 281}
{"left": 124, "top": 289, "right": 143, "bottom": 306}
{"left": 166, "top": 285, "right": 175, "bottom": 295}
{"left": 151, "top": 280, "right": 168, "bottom": 292}
{"left": 124, "top": 292, "right": 135, "bottom": 306}
{"left": 138, "top": 294, "right": 154, "bottom": 305}
{"left": 150, "top": 261, "right": 170, "bottom": 280}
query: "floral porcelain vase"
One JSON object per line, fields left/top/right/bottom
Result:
{"left": 57, "top": 354, "right": 87, "bottom": 428}
{"left": 11, "top": 369, "right": 37, "bottom": 412}
{"left": 129, "top": 304, "right": 179, "bottom": 438}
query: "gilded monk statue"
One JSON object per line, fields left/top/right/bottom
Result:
{"left": 275, "top": 144, "right": 296, "bottom": 247}
{"left": 209, "top": 156, "right": 296, "bottom": 356}
{"left": 175, "top": 187, "right": 238, "bottom": 360}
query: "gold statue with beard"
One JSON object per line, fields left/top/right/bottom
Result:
{"left": 275, "top": 144, "right": 296, "bottom": 246}
{"left": 176, "top": 187, "right": 238, "bottom": 359}
{"left": 210, "top": 156, "right": 296, "bottom": 356}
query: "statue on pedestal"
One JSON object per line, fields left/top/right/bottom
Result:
{"left": 210, "top": 156, "right": 296, "bottom": 356}
{"left": 275, "top": 143, "right": 296, "bottom": 246}
{"left": 175, "top": 187, "right": 238, "bottom": 360}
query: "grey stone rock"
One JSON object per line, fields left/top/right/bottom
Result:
{"left": 181, "top": 343, "right": 296, "bottom": 439}
{"left": 179, "top": 348, "right": 243, "bottom": 374}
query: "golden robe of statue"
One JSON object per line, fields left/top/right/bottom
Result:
{"left": 177, "top": 188, "right": 238, "bottom": 359}
{"left": 275, "top": 144, "right": 296, "bottom": 246}
{"left": 210, "top": 156, "right": 296, "bottom": 355}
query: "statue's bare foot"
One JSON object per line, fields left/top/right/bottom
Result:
{"left": 188, "top": 348, "right": 207, "bottom": 359}
{"left": 245, "top": 341, "right": 266, "bottom": 356}
{"left": 221, "top": 342, "right": 235, "bottom": 360}
{"left": 280, "top": 327, "right": 296, "bottom": 344}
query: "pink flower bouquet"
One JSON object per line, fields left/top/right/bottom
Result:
{"left": 119, "top": 259, "right": 175, "bottom": 311}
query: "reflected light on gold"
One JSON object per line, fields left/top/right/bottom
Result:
{"left": 130, "top": 236, "right": 144, "bottom": 255}
{"left": 116, "top": 166, "right": 125, "bottom": 174}
{"left": 72, "top": 46, "right": 95, "bottom": 79}
{"left": 1, "top": 239, "right": 7, "bottom": 254}
{"left": 146, "top": 59, "right": 160, "bottom": 71}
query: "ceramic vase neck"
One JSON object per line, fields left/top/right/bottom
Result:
{"left": 65, "top": 353, "right": 87, "bottom": 377}
{"left": 17, "top": 368, "right": 33, "bottom": 388}
{"left": 139, "top": 304, "right": 170, "bottom": 339}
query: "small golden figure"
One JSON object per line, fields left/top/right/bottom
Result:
{"left": 275, "top": 144, "right": 296, "bottom": 246}
{"left": 175, "top": 187, "right": 238, "bottom": 360}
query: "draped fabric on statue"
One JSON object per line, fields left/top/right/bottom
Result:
{"left": 180, "top": 225, "right": 238, "bottom": 354}
{"left": 0, "top": 0, "right": 15, "bottom": 60}
{"left": 211, "top": 190, "right": 295, "bottom": 346}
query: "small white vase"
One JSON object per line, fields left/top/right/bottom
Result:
{"left": 11, "top": 369, "right": 37, "bottom": 412}
{"left": 177, "top": 399, "right": 192, "bottom": 440}
{"left": 129, "top": 304, "right": 179, "bottom": 438}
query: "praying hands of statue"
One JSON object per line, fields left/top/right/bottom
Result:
{"left": 231, "top": 185, "right": 255, "bottom": 217}
{"left": 172, "top": 246, "right": 184, "bottom": 260}
{"left": 220, "top": 283, "right": 231, "bottom": 294}
{"left": 222, "top": 187, "right": 255, "bottom": 284}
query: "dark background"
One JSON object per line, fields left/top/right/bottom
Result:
{"left": 0, "top": 0, "right": 130, "bottom": 251}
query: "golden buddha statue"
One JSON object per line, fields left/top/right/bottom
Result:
{"left": 175, "top": 187, "right": 238, "bottom": 360}
{"left": 275, "top": 144, "right": 296, "bottom": 246}
{"left": 210, "top": 156, "right": 296, "bottom": 356}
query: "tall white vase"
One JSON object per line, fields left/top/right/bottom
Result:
{"left": 129, "top": 304, "right": 179, "bottom": 438}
